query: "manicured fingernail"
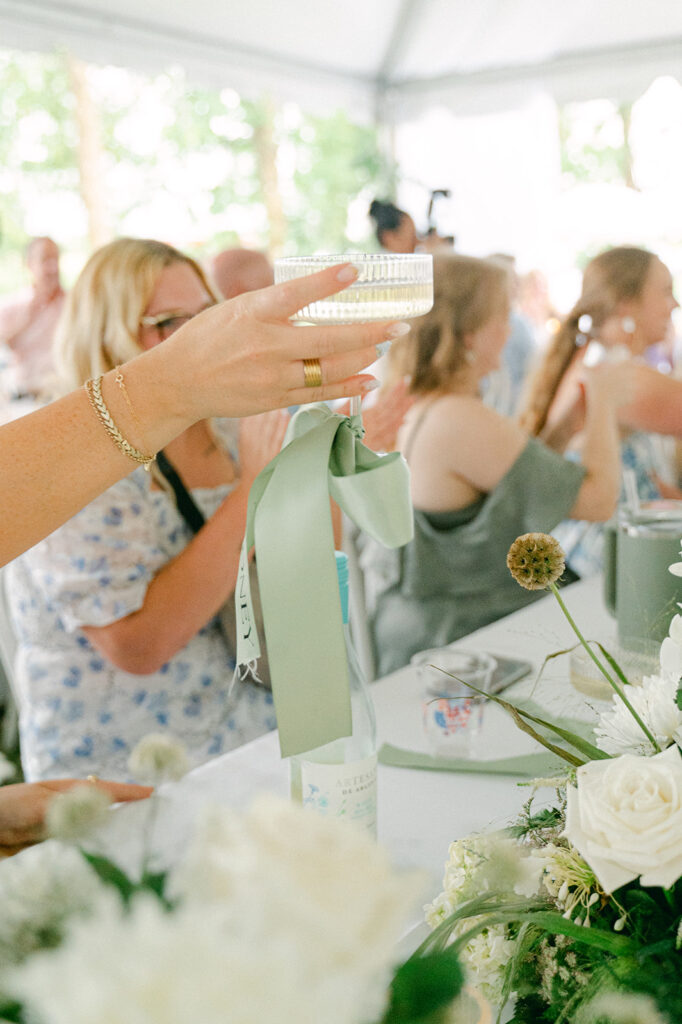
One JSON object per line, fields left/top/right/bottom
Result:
{"left": 376, "top": 341, "right": 392, "bottom": 357}
{"left": 336, "top": 263, "right": 359, "bottom": 282}
{"left": 385, "top": 321, "right": 410, "bottom": 339}
{"left": 361, "top": 378, "right": 380, "bottom": 392}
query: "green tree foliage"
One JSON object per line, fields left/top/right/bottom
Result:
{"left": 0, "top": 47, "right": 390, "bottom": 293}
{"left": 559, "top": 100, "right": 636, "bottom": 190}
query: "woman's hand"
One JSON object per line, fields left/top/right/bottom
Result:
{"left": 339, "top": 377, "right": 414, "bottom": 453}
{"left": 0, "top": 779, "right": 152, "bottom": 857}
{"left": 146, "top": 263, "right": 407, "bottom": 425}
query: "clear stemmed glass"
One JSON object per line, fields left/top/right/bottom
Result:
{"left": 274, "top": 253, "right": 434, "bottom": 419}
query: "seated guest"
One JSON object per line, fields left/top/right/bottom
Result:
{"left": 519, "top": 246, "right": 681, "bottom": 577}
{"left": 209, "top": 247, "right": 274, "bottom": 299}
{"left": 369, "top": 199, "right": 419, "bottom": 254}
{"left": 7, "top": 238, "right": 290, "bottom": 782}
{"left": 0, "top": 237, "right": 65, "bottom": 404}
{"left": 361, "top": 253, "right": 631, "bottom": 675}
{"left": 480, "top": 253, "right": 537, "bottom": 417}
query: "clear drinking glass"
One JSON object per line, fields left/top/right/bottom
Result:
{"left": 422, "top": 695, "right": 487, "bottom": 759}
{"left": 273, "top": 253, "right": 433, "bottom": 324}
{"left": 274, "top": 252, "right": 433, "bottom": 421}
{"left": 410, "top": 647, "right": 497, "bottom": 698}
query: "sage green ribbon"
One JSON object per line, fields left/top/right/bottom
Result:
{"left": 379, "top": 744, "right": 563, "bottom": 778}
{"left": 235, "top": 405, "right": 413, "bottom": 757}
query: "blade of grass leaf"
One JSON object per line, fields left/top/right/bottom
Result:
{"left": 430, "top": 666, "right": 585, "bottom": 767}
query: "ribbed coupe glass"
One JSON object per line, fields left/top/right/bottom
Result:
{"left": 273, "top": 253, "right": 433, "bottom": 324}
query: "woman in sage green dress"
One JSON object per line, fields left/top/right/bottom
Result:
{"left": 361, "top": 253, "right": 634, "bottom": 676}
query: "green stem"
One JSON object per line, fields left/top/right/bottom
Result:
{"left": 550, "top": 583, "right": 661, "bottom": 753}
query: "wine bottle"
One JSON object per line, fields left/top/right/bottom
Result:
{"left": 289, "top": 551, "right": 378, "bottom": 837}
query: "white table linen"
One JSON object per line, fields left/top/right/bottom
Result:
{"left": 96, "top": 576, "right": 614, "bottom": 892}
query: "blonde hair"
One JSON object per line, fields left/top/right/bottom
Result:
{"left": 53, "top": 238, "right": 218, "bottom": 392}
{"left": 519, "top": 246, "right": 655, "bottom": 435}
{"left": 389, "top": 253, "right": 509, "bottom": 395}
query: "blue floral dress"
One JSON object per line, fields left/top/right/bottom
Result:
{"left": 7, "top": 423, "right": 276, "bottom": 782}
{"left": 553, "top": 431, "right": 666, "bottom": 578}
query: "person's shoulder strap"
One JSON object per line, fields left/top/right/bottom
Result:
{"left": 155, "top": 450, "right": 206, "bottom": 535}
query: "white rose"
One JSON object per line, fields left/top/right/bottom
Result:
{"left": 564, "top": 746, "right": 682, "bottom": 893}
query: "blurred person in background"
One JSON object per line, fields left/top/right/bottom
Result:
{"left": 7, "top": 238, "right": 290, "bottom": 783}
{"left": 480, "top": 253, "right": 537, "bottom": 417}
{"left": 369, "top": 199, "right": 419, "bottom": 254}
{"left": 519, "top": 245, "right": 682, "bottom": 577}
{"left": 0, "top": 237, "right": 65, "bottom": 412}
{"left": 361, "top": 253, "right": 632, "bottom": 675}
{"left": 518, "top": 268, "right": 560, "bottom": 348}
{"left": 368, "top": 198, "right": 451, "bottom": 256}
{"left": 210, "top": 247, "right": 273, "bottom": 299}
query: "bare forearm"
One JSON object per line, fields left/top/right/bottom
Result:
{"left": 84, "top": 482, "right": 252, "bottom": 673}
{"left": 0, "top": 363, "right": 189, "bottom": 567}
{"left": 571, "top": 403, "right": 621, "bottom": 520}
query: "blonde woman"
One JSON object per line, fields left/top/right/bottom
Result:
{"left": 361, "top": 254, "right": 632, "bottom": 675}
{"left": 8, "top": 238, "right": 331, "bottom": 781}
{"left": 520, "top": 246, "right": 681, "bottom": 576}
{"left": 1, "top": 257, "right": 390, "bottom": 569}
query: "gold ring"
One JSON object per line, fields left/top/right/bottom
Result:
{"left": 86, "top": 774, "right": 100, "bottom": 784}
{"left": 303, "top": 358, "right": 323, "bottom": 389}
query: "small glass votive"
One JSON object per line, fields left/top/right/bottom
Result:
{"left": 410, "top": 647, "right": 497, "bottom": 698}
{"left": 423, "top": 695, "right": 487, "bottom": 759}
{"left": 569, "top": 636, "right": 660, "bottom": 701}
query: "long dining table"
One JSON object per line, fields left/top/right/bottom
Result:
{"left": 97, "top": 574, "right": 616, "bottom": 897}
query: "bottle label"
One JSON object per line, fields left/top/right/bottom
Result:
{"left": 299, "top": 753, "right": 377, "bottom": 835}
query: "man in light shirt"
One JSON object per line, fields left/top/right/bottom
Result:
{"left": 0, "top": 237, "right": 65, "bottom": 401}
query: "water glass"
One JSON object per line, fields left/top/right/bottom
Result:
{"left": 422, "top": 694, "right": 487, "bottom": 758}
{"left": 410, "top": 647, "right": 497, "bottom": 697}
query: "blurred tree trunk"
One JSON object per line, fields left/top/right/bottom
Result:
{"left": 66, "top": 55, "right": 111, "bottom": 250}
{"left": 619, "top": 103, "right": 636, "bottom": 190}
{"left": 252, "top": 96, "right": 286, "bottom": 257}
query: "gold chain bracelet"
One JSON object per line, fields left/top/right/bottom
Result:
{"left": 84, "top": 374, "right": 155, "bottom": 471}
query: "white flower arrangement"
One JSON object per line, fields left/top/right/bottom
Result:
{"left": 0, "top": 740, "right": 464, "bottom": 1024}
{"left": 420, "top": 534, "right": 682, "bottom": 1023}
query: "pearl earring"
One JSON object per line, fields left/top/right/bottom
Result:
{"left": 621, "top": 316, "right": 636, "bottom": 335}
{"left": 464, "top": 349, "right": 476, "bottom": 365}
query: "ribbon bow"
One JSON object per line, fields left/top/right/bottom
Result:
{"left": 235, "top": 405, "right": 413, "bottom": 757}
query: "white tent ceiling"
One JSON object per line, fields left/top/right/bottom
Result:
{"left": 1, "top": 0, "right": 682, "bottom": 120}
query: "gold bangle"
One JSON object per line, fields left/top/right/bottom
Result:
{"left": 114, "top": 366, "right": 151, "bottom": 459}
{"left": 84, "top": 375, "right": 155, "bottom": 470}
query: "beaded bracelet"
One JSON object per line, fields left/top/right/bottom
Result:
{"left": 84, "top": 374, "right": 155, "bottom": 471}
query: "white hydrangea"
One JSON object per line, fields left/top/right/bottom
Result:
{"left": 458, "top": 924, "right": 516, "bottom": 1007}
{"left": 425, "top": 832, "right": 541, "bottom": 1009}
{"left": 10, "top": 799, "right": 424, "bottom": 1024}
{"left": 128, "top": 733, "right": 189, "bottom": 784}
{"left": 170, "top": 796, "right": 423, "bottom": 1024}
{"left": 45, "top": 784, "right": 112, "bottom": 843}
{"left": 0, "top": 840, "right": 110, "bottom": 970}
{"left": 425, "top": 832, "right": 541, "bottom": 922}
{"left": 578, "top": 990, "right": 667, "bottom": 1024}
{"left": 595, "top": 673, "right": 682, "bottom": 757}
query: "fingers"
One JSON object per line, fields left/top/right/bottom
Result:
{"left": 41, "top": 779, "right": 153, "bottom": 802}
{"left": 252, "top": 263, "right": 359, "bottom": 320}
{"left": 291, "top": 319, "right": 410, "bottom": 360}
{"left": 288, "top": 374, "right": 380, "bottom": 407}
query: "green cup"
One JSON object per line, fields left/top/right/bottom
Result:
{"left": 604, "top": 503, "right": 682, "bottom": 647}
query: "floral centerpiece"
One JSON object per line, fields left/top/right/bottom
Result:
{"left": 420, "top": 533, "right": 682, "bottom": 1024}
{"left": 0, "top": 735, "right": 470, "bottom": 1024}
